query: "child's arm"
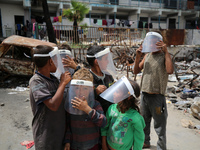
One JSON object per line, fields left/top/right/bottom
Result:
{"left": 43, "top": 72, "right": 71, "bottom": 111}
{"left": 71, "top": 97, "right": 106, "bottom": 127}
{"left": 64, "top": 143, "right": 70, "bottom": 150}
{"left": 101, "top": 106, "right": 112, "bottom": 150}
{"left": 132, "top": 114, "right": 146, "bottom": 150}
{"left": 102, "top": 136, "right": 109, "bottom": 150}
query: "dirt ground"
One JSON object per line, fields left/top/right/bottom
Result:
{"left": 0, "top": 76, "right": 200, "bottom": 150}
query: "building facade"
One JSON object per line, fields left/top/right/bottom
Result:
{"left": 0, "top": 0, "right": 199, "bottom": 38}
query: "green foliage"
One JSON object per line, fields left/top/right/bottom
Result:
{"left": 62, "top": 0, "right": 89, "bottom": 23}
{"left": 80, "top": 23, "right": 89, "bottom": 35}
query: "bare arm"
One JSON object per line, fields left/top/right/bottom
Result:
{"left": 156, "top": 41, "right": 174, "bottom": 74}
{"left": 133, "top": 45, "right": 147, "bottom": 74}
{"left": 43, "top": 72, "right": 71, "bottom": 111}
{"left": 102, "top": 136, "right": 109, "bottom": 150}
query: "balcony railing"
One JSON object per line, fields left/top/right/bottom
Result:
{"left": 59, "top": 0, "right": 200, "bottom": 10}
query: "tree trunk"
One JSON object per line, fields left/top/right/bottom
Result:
{"left": 42, "top": 0, "right": 57, "bottom": 44}
{"left": 73, "top": 19, "right": 79, "bottom": 44}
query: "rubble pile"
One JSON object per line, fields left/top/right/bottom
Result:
{"left": 167, "top": 58, "right": 200, "bottom": 128}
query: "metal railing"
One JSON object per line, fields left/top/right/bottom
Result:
{"left": 38, "top": 24, "right": 147, "bottom": 46}
{"left": 58, "top": 0, "right": 200, "bottom": 10}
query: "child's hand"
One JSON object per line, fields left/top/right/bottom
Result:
{"left": 62, "top": 56, "right": 77, "bottom": 70}
{"left": 156, "top": 40, "right": 167, "bottom": 53}
{"left": 64, "top": 143, "right": 70, "bottom": 150}
{"left": 96, "top": 85, "right": 107, "bottom": 95}
{"left": 60, "top": 71, "right": 72, "bottom": 86}
{"left": 71, "top": 97, "right": 92, "bottom": 114}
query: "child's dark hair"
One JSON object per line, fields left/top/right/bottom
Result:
{"left": 86, "top": 45, "right": 105, "bottom": 67}
{"left": 58, "top": 43, "right": 72, "bottom": 51}
{"left": 117, "top": 79, "right": 140, "bottom": 113}
{"left": 32, "top": 45, "right": 53, "bottom": 68}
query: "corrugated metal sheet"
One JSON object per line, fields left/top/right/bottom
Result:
{"left": 161, "top": 29, "right": 185, "bottom": 46}
{"left": 1, "top": 35, "right": 56, "bottom": 48}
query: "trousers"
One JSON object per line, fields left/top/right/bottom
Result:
{"left": 140, "top": 92, "right": 168, "bottom": 150}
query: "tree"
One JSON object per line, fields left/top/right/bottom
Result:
{"left": 39, "top": 0, "right": 56, "bottom": 44}
{"left": 62, "top": 0, "right": 89, "bottom": 43}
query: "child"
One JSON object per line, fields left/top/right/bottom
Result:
{"left": 62, "top": 45, "right": 115, "bottom": 113}
{"left": 134, "top": 31, "right": 173, "bottom": 149}
{"left": 100, "top": 76, "right": 145, "bottom": 150}
{"left": 64, "top": 68, "right": 106, "bottom": 150}
{"left": 29, "top": 45, "right": 71, "bottom": 150}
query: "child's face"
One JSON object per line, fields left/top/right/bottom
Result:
{"left": 50, "top": 58, "right": 57, "bottom": 73}
{"left": 113, "top": 89, "right": 124, "bottom": 103}
{"left": 74, "top": 85, "right": 90, "bottom": 99}
{"left": 149, "top": 38, "right": 158, "bottom": 50}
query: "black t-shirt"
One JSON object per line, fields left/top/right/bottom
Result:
{"left": 90, "top": 71, "right": 114, "bottom": 113}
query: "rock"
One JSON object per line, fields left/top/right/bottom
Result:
{"left": 191, "top": 101, "right": 200, "bottom": 120}
{"left": 24, "top": 98, "right": 30, "bottom": 102}
{"left": 181, "top": 119, "right": 195, "bottom": 129}
{"left": 1, "top": 103, "right": 5, "bottom": 106}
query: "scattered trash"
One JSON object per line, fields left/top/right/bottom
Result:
{"left": 168, "top": 93, "right": 177, "bottom": 98}
{"left": 168, "top": 75, "right": 177, "bottom": 82}
{"left": 13, "top": 86, "right": 28, "bottom": 92}
{"left": 166, "top": 100, "right": 172, "bottom": 104}
{"left": 195, "top": 125, "right": 200, "bottom": 130}
{"left": 169, "top": 99, "right": 178, "bottom": 103}
{"left": 174, "top": 101, "right": 192, "bottom": 108}
{"left": 20, "top": 140, "right": 34, "bottom": 149}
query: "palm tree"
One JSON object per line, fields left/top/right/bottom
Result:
{"left": 62, "top": 0, "right": 89, "bottom": 43}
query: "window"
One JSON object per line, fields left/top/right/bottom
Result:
{"left": 86, "top": 14, "right": 106, "bottom": 19}
{"left": 151, "top": 17, "right": 167, "bottom": 23}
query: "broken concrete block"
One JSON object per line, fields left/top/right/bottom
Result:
{"left": 191, "top": 101, "right": 200, "bottom": 120}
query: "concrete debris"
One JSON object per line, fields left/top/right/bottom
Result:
{"left": 166, "top": 49, "right": 200, "bottom": 121}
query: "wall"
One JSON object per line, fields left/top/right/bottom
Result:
{"left": 185, "top": 29, "right": 200, "bottom": 45}
{"left": 179, "top": 16, "right": 185, "bottom": 29}
{"left": 0, "top": 3, "right": 24, "bottom": 37}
